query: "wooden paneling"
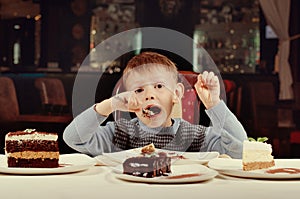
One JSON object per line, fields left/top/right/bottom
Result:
{"left": 0, "top": 0, "right": 40, "bottom": 19}
{"left": 40, "top": 0, "right": 91, "bottom": 71}
{"left": 0, "top": 18, "right": 35, "bottom": 67}
{"left": 290, "top": 0, "right": 300, "bottom": 82}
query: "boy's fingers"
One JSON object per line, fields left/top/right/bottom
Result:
{"left": 206, "top": 72, "right": 215, "bottom": 85}
{"left": 212, "top": 76, "right": 219, "bottom": 86}
{"left": 199, "top": 73, "right": 206, "bottom": 84}
{"left": 128, "top": 93, "right": 141, "bottom": 110}
{"left": 202, "top": 71, "right": 208, "bottom": 78}
{"left": 197, "top": 74, "right": 205, "bottom": 86}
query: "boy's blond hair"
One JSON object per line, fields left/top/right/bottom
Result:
{"left": 123, "top": 52, "right": 179, "bottom": 83}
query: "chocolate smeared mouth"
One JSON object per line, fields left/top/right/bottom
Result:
{"left": 142, "top": 106, "right": 161, "bottom": 117}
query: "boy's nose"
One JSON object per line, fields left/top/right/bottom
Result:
{"left": 145, "top": 96, "right": 154, "bottom": 101}
{"left": 144, "top": 86, "right": 155, "bottom": 101}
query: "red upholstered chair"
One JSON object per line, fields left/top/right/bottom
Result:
{"left": 176, "top": 71, "right": 200, "bottom": 124}
{"left": 223, "top": 79, "right": 242, "bottom": 118}
{"left": 223, "top": 79, "right": 236, "bottom": 106}
{"left": 179, "top": 72, "right": 242, "bottom": 124}
{"left": 290, "top": 131, "right": 300, "bottom": 157}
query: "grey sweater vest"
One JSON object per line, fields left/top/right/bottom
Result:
{"left": 113, "top": 118, "right": 206, "bottom": 152}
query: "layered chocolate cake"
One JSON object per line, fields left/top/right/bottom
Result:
{"left": 123, "top": 152, "right": 171, "bottom": 178}
{"left": 5, "top": 129, "right": 59, "bottom": 168}
{"left": 123, "top": 144, "right": 171, "bottom": 178}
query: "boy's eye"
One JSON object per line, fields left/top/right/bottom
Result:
{"left": 135, "top": 88, "right": 144, "bottom": 93}
{"left": 154, "top": 83, "right": 164, "bottom": 89}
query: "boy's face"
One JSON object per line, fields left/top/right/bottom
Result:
{"left": 125, "top": 65, "right": 183, "bottom": 128}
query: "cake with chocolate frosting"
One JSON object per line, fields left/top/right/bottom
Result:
{"left": 123, "top": 143, "right": 171, "bottom": 178}
{"left": 123, "top": 152, "right": 171, "bottom": 178}
{"left": 5, "top": 129, "right": 59, "bottom": 168}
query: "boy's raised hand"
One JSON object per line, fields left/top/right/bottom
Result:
{"left": 111, "top": 91, "right": 142, "bottom": 112}
{"left": 194, "top": 71, "right": 220, "bottom": 109}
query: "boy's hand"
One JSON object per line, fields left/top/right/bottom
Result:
{"left": 111, "top": 91, "right": 141, "bottom": 112}
{"left": 194, "top": 71, "right": 220, "bottom": 109}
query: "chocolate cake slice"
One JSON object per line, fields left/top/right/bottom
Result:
{"left": 5, "top": 129, "right": 59, "bottom": 168}
{"left": 123, "top": 152, "right": 171, "bottom": 178}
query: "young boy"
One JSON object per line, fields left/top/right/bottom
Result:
{"left": 63, "top": 52, "right": 247, "bottom": 158}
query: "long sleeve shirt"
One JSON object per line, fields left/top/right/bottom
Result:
{"left": 63, "top": 100, "right": 248, "bottom": 158}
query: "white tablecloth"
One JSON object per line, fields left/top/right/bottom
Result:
{"left": 1, "top": 163, "right": 300, "bottom": 199}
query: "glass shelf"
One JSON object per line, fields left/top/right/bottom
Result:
{"left": 194, "top": 23, "right": 260, "bottom": 74}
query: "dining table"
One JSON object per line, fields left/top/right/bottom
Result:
{"left": 0, "top": 153, "right": 300, "bottom": 199}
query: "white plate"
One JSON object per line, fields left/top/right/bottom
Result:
{"left": 113, "top": 164, "right": 218, "bottom": 183}
{"left": 208, "top": 158, "right": 300, "bottom": 179}
{"left": 177, "top": 152, "right": 220, "bottom": 165}
{"left": 96, "top": 148, "right": 219, "bottom": 166}
{"left": 0, "top": 154, "right": 96, "bottom": 175}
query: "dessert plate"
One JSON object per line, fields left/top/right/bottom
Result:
{"left": 176, "top": 152, "right": 220, "bottom": 165}
{"left": 208, "top": 158, "right": 300, "bottom": 179}
{"left": 113, "top": 164, "right": 218, "bottom": 183}
{"left": 0, "top": 154, "right": 96, "bottom": 175}
{"left": 96, "top": 148, "right": 219, "bottom": 166}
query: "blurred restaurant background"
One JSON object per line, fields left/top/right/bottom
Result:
{"left": 0, "top": 0, "right": 300, "bottom": 157}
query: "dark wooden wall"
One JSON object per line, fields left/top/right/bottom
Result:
{"left": 290, "top": 0, "right": 300, "bottom": 82}
{"left": 135, "top": 0, "right": 199, "bottom": 71}
{"left": 136, "top": 0, "right": 199, "bottom": 37}
{"left": 40, "top": 0, "right": 91, "bottom": 72}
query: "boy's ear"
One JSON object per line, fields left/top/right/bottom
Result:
{"left": 173, "top": 83, "right": 184, "bottom": 103}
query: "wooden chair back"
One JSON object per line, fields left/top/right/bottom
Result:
{"left": 34, "top": 78, "right": 68, "bottom": 115}
{"left": 0, "top": 77, "right": 20, "bottom": 121}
